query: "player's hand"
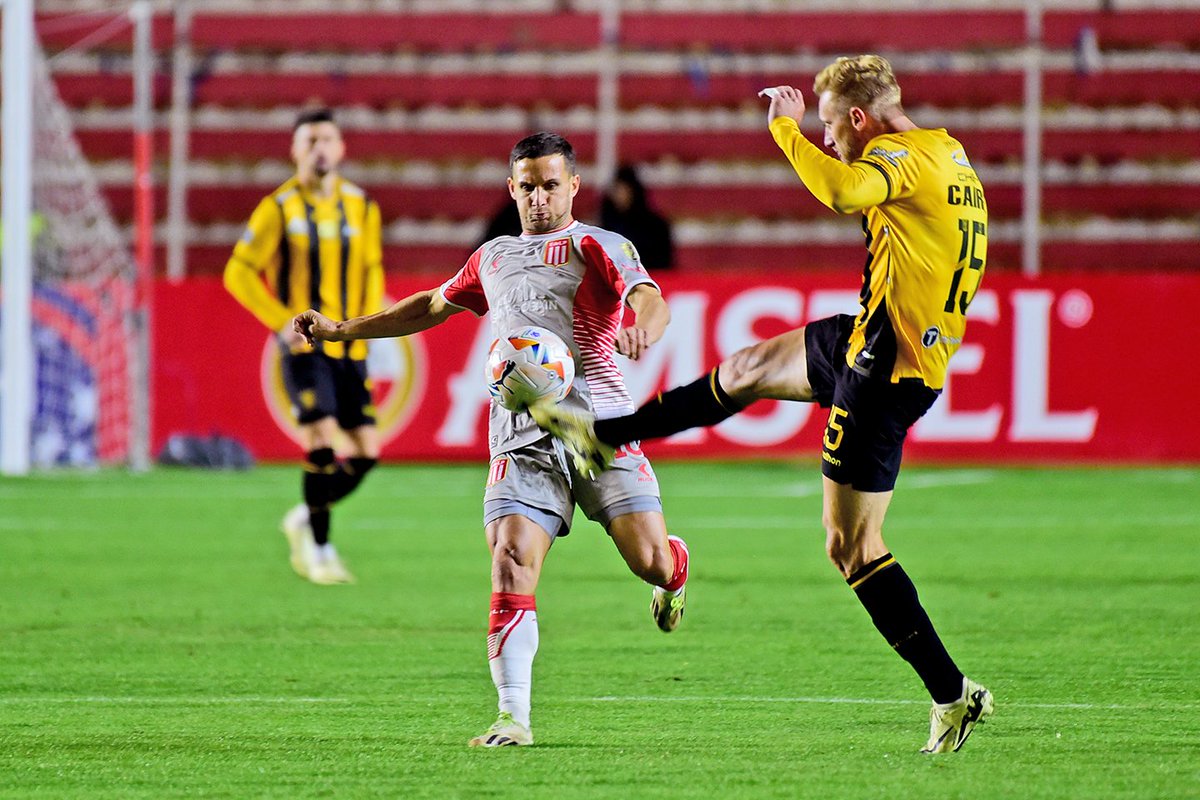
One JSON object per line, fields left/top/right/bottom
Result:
{"left": 615, "top": 326, "right": 652, "bottom": 361}
{"left": 759, "top": 85, "right": 806, "bottom": 125}
{"left": 291, "top": 309, "right": 340, "bottom": 346}
{"left": 277, "top": 322, "right": 311, "bottom": 351}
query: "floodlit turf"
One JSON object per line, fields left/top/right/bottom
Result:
{"left": 1, "top": 462, "right": 1198, "bottom": 799}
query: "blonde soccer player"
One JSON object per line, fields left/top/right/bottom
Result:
{"left": 533, "top": 55, "right": 994, "bottom": 754}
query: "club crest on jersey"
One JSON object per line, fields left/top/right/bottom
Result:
{"left": 542, "top": 238, "right": 571, "bottom": 267}
{"left": 487, "top": 456, "right": 509, "bottom": 487}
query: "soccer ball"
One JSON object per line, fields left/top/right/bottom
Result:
{"left": 485, "top": 326, "right": 575, "bottom": 412}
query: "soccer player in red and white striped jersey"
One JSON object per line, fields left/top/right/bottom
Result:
{"left": 294, "top": 132, "right": 689, "bottom": 748}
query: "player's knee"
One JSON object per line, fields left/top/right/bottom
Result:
{"left": 823, "top": 517, "right": 863, "bottom": 578}
{"left": 722, "top": 345, "right": 771, "bottom": 400}
{"left": 491, "top": 538, "right": 539, "bottom": 589}
{"left": 628, "top": 541, "right": 673, "bottom": 585}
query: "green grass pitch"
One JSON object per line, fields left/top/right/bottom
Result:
{"left": 2, "top": 463, "right": 1198, "bottom": 799}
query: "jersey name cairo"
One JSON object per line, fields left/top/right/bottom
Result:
{"left": 851, "top": 129, "right": 987, "bottom": 390}
{"left": 441, "top": 221, "right": 657, "bottom": 458}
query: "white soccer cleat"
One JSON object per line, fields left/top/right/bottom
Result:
{"left": 308, "top": 544, "right": 355, "bottom": 585}
{"left": 468, "top": 712, "right": 534, "bottom": 748}
{"left": 528, "top": 400, "right": 614, "bottom": 478}
{"left": 921, "top": 678, "right": 994, "bottom": 754}
{"left": 280, "top": 503, "right": 315, "bottom": 579}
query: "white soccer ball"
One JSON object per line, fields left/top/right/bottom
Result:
{"left": 485, "top": 326, "right": 575, "bottom": 412}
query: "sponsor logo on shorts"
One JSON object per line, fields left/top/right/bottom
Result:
{"left": 822, "top": 450, "right": 843, "bottom": 467}
{"left": 487, "top": 456, "right": 509, "bottom": 487}
{"left": 922, "top": 326, "right": 940, "bottom": 348}
{"left": 543, "top": 238, "right": 571, "bottom": 267}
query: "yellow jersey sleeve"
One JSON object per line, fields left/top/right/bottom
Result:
{"left": 363, "top": 199, "right": 385, "bottom": 314}
{"left": 768, "top": 116, "right": 889, "bottom": 214}
{"left": 223, "top": 197, "right": 293, "bottom": 332}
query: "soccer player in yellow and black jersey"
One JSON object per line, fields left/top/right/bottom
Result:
{"left": 531, "top": 55, "right": 994, "bottom": 752}
{"left": 224, "top": 108, "right": 384, "bottom": 585}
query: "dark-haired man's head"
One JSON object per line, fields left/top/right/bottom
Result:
{"left": 508, "top": 132, "right": 580, "bottom": 235}
{"left": 292, "top": 107, "right": 344, "bottom": 183}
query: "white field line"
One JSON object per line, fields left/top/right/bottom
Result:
{"left": 0, "top": 695, "right": 1190, "bottom": 712}
{"left": 0, "top": 469, "right": 995, "bottom": 501}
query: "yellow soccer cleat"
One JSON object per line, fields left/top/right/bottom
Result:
{"left": 528, "top": 401, "right": 615, "bottom": 479}
{"left": 651, "top": 584, "right": 686, "bottom": 633}
{"left": 921, "top": 678, "right": 994, "bottom": 754}
{"left": 468, "top": 712, "right": 534, "bottom": 748}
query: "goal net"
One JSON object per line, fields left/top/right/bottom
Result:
{"left": 23, "top": 40, "right": 138, "bottom": 467}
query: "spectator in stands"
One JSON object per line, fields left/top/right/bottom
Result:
{"left": 223, "top": 107, "right": 384, "bottom": 586}
{"left": 600, "top": 164, "right": 675, "bottom": 270}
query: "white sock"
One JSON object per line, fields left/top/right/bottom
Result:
{"left": 487, "top": 594, "right": 539, "bottom": 729}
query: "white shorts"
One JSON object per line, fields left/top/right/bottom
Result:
{"left": 483, "top": 436, "right": 662, "bottom": 539}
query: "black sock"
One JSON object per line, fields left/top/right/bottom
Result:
{"left": 326, "top": 457, "right": 377, "bottom": 505}
{"left": 848, "top": 553, "right": 964, "bottom": 705}
{"left": 309, "top": 508, "right": 331, "bottom": 547}
{"left": 303, "top": 448, "right": 337, "bottom": 547}
{"left": 593, "top": 367, "right": 744, "bottom": 447}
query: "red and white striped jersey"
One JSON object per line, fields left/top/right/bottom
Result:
{"left": 440, "top": 219, "right": 658, "bottom": 457}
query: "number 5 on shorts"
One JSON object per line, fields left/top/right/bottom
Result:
{"left": 823, "top": 406, "right": 849, "bottom": 451}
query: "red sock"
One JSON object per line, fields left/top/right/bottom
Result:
{"left": 487, "top": 592, "right": 537, "bottom": 660}
{"left": 663, "top": 536, "right": 689, "bottom": 592}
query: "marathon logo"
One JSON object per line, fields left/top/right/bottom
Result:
{"left": 543, "top": 238, "right": 571, "bottom": 267}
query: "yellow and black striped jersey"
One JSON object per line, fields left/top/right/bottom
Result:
{"left": 224, "top": 176, "right": 384, "bottom": 360}
{"left": 770, "top": 119, "right": 987, "bottom": 390}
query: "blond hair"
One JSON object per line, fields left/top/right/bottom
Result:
{"left": 814, "top": 55, "right": 902, "bottom": 117}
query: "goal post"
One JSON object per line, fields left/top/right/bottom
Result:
{"left": 2, "top": 9, "right": 149, "bottom": 472}
{"left": 1, "top": 0, "right": 35, "bottom": 476}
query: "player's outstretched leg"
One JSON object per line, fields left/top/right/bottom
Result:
{"left": 528, "top": 403, "right": 614, "bottom": 478}
{"left": 531, "top": 366, "right": 743, "bottom": 475}
{"left": 921, "top": 677, "right": 994, "bottom": 753}
{"left": 650, "top": 535, "right": 689, "bottom": 633}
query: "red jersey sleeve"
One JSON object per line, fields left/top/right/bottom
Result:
{"left": 578, "top": 232, "right": 658, "bottom": 306}
{"left": 439, "top": 247, "right": 488, "bottom": 316}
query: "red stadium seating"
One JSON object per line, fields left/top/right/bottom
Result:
{"left": 54, "top": 68, "right": 1200, "bottom": 111}
{"left": 38, "top": 10, "right": 1200, "bottom": 53}
{"left": 171, "top": 239, "right": 1197, "bottom": 278}
{"left": 74, "top": 125, "right": 1200, "bottom": 167}
{"left": 41, "top": 5, "right": 1200, "bottom": 274}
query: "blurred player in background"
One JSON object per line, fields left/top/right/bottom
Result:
{"left": 224, "top": 108, "right": 384, "bottom": 586}
{"left": 293, "top": 132, "right": 689, "bottom": 748}
{"left": 533, "top": 56, "right": 994, "bottom": 753}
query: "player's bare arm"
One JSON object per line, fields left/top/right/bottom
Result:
{"left": 295, "top": 288, "right": 461, "bottom": 345}
{"left": 617, "top": 284, "right": 670, "bottom": 361}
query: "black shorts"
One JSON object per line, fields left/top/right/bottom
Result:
{"left": 804, "top": 315, "right": 939, "bottom": 492}
{"left": 280, "top": 348, "right": 376, "bottom": 429}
